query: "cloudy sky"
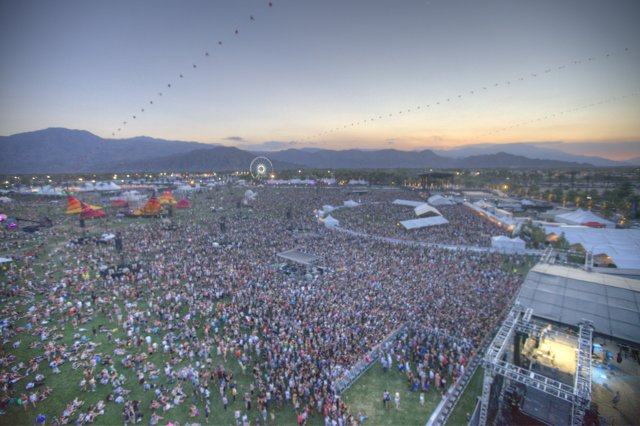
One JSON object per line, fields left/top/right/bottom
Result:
{"left": 1, "top": 0, "right": 639, "bottom": 157}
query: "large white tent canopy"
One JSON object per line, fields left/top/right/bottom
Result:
{"left": 414, "top": 203, "right": 442, "bottom": 217}
{"left": 554, "top": 208, "right": 614, "bottom": 228}
{"left": 543, "top": 226, "right": 640, "bottom": 269}
{"left": 400, "top": 216, "right": 449, "bottom": 230}
{"left": 428, "top": 194, "right": 454, "bottom": 206}
{"left": 392, "top": 199, "right": 423, "bottom": 207}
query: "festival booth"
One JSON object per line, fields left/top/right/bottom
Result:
{"left": 491, "top": 235, "right": 526, "bottom": 253}
{"left": 322, "top": 215, "right": 340, "bottom": 228}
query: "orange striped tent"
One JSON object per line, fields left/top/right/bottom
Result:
{"left": 66, "top": 193, "right": 102, "bottom": 214}
{"left": 80, "top": 202, "right": 105, "bottom": 219}
{"left": 133, "top": 195, "right": 161, "bottom": 217}
{"left": 159, "top": 191, "right": 177, "bottom": 205}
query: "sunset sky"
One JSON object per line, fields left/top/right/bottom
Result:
{"left": 1, "top": 0, "right": 639, "bottom": 158}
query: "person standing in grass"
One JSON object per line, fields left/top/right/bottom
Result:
{"left": 383, "top": 390, "right": 390, "bottom": 409}
{"left": 394, "top": 392, "right": 400, "bottom": 410}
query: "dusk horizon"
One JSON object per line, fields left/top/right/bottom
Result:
{"left": 2, "top": 0, "right": 639, "bottom": 157}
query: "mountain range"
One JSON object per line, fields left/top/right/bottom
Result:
{"left": 0, "top": 128, "right": 634, "bottom": 174}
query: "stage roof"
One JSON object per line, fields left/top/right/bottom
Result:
{"left": 518, "top": 264, "right": 640, "bottom": 344}
{"left": 277, "top": 249, "right": 322, "bottom": 266}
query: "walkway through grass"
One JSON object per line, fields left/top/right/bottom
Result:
{"left": 342, "top": 363, "right": 445, "bottom": 426}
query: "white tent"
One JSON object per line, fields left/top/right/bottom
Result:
{"left": 491, "top": 236, "right": 526, "bottom": 253}
{"left": 177, "top": 184, "right": 198, "bottom": 191}
{"left": 400, "top": 216, "right": 449, "bottom": 230}
{"left": 343, "top": 200, "right": 360, "bottom": 208}
{"left": 322, "top": 205, "right": 336, "bottom": 213}
{"left": 322, "top": 215, "right": 340, "bottom": 228}
{"left": 428, "top": 195, "right": 454, "bottom": 206}
{"left": 120, "top": 190, "right": 146, "bottom": 202}
{"left": 0, "top": 196, "right": 13, "bottom": 203}
{"left": 392, "top": 199, "right": 423, "bottom": 207}
{"left": 36, "top": 186, "right": 65, "bottom": 196}
{"left": 542, "top": 226, "right": 640, "bottom": 269}
{"left": 94, "top": 181, "right": 121, "bottom": 191}
{"left": 414, "top": 203, "right": 442, "bottom": 217}
{"left": 0, "top": 257, "right": 12, "bottom": 263}
{"left": 554, "top": 209, "right": 614, "bottom": 228}
{"left": 100, "top": 233, "right": 116, "bottom": 242}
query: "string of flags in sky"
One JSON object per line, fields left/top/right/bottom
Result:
{"left": 474, "top": 92, "right": 639, "bottom": 140}
{"left": 101, "top": 0, "right": 632, "bottom": 151}
{"left": 111, "top": 1, "right": 275, "bottom": 137}
{"left": 300, "top": 47, "right": 632, "bottom": 142}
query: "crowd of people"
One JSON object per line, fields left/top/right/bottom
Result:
{"left": 332, "top": 201, "right": 511, "bottom": 247}
{"left": 0, "top": 187, "right": 525, "bottom": 425}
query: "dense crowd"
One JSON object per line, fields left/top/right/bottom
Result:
{"left": 332, "top": 202, "right": 511, "bottom": 246}
{"left": 0, "top": 187, "right": 524, "bottom": 425}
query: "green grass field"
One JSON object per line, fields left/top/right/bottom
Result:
{"left": 0, "top": 194, "right": 323, "bottom": 426}
{"left": 341, "top": 363, "right": 449, "bottom": 426}
{"left": 446, "top": 367, "right": 484, "bottom": 426}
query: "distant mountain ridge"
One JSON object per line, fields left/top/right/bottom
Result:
{"left": 103, "top": 146, "right": 299, "bottom": 173}
{"left": 0, "top": 128, "right": 212, "bottom": 173}
{"left": 0, "top": 127, "right": 622, "bottom": 173}
{"left": 433, "top": 142, "right": 624, "bottom": 167}
{"left": 264, "top": 148, "right": 593, "bottom": 169}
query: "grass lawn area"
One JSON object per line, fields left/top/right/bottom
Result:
{"left": 342, "top": 363, "right": 445, "bottom": 426}
{"left": 501, "top": 255, "right": 536, "bottom": 277}
{"left": 1, "top": 290, "right": 320, "bottom": 426}
{"left": 446, "top": 367, "right": 484, "bottom": 426}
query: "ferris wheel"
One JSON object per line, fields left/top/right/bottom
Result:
{"left": 249, "top": 156, "right": 274, "bottom": 179}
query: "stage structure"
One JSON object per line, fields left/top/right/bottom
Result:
{"left": 276, "top": 249, "right": 323, "bottom": 276}
{"left": 418, "top": 172, "right": 455, "bottom": 191}
{"left": 478, "top": 302, "right": 593, "bottom": 426}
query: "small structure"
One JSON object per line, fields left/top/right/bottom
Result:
{"left": 277, "top": 249, "right": 323, "bottom": 276}
{"left": 321, "top": 215, "right": 339, "bottom": 228}
{"left": 418, "top": 172, "right": 454, "bottom": 190}
{"left": 491, "top": 235, "right": 526, "bottom": 253}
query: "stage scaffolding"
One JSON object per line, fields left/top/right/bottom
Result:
{"left": 478, "top": 302, "right": 594, "bottom": 426}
